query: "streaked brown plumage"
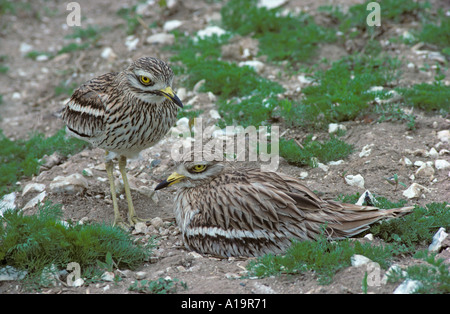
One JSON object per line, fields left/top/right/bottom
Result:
{"left": 155, "top": 158, "right": 413, "bottom": 258}
{"left": 61, "top": 57, "right": 183, "bottom": 227}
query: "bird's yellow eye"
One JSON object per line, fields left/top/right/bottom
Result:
{"left": 139, "top": 76, "right": 153, "bottom": 86}
{"left": 191, "top": 164, "right": 207, "bottom": 173}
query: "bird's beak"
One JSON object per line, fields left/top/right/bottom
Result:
{"left": 154, "top": 172, "right": 185, "bottom": 190}
{"left": 160, "top": 86, "right": 183, "bottom": 108}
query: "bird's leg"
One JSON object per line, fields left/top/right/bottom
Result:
{"left": 118, "top": 155, "right": 149, "bottom": 226}
{"left": 105, "top": 155, "right": 125, "bottom": 227}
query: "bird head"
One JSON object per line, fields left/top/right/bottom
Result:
{"left": 125, "top": 57, "right": 183, "bottom": 108}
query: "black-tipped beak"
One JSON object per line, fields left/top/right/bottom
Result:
{"left": 160, "top": 86, "right": 183, "bottom": 108}
{"left": 154, "top": 172, "right": 185, "bottom": 191}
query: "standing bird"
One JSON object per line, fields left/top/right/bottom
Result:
{"left": 61, "top": 57, "right": 183, "bottom": 227}
{"left": 155, "top": 158, "right": 413, "bottom": 258}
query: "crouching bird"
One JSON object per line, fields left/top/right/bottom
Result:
{"left": 155, "top": 158, "right": 413, "bottom": 257}
{"left": 61, "top": 57, "right": 183, "bottom": 228}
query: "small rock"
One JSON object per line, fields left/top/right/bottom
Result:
{"left": 72, "top": 278, "right": 85, "bottom": 287}
{"left": 328, "top": 123, "right": 346, "bottom": 134}
{"left": 101, "top": 271, "right": 115, "bottom": 282}
{"left": 437, "top": 130, "right": 449, "bottom": 143}
{"left": 151, "top": 217, "right": 164, "bottom": 229}
{"left": 428, "top": 147, "right": 439, "bottom": 158}
{"left": 225, "top": 273, "right": 241, "bottom": 279}
{"left": 146, "top": 33, "right": 175, "bottom": 45}
{"left": 355, "top": 190, "right": 378, "bottom": 206}
{"left": 188, "top": 252, "right": 203, "bottom": 259}
{"left": 435, "top": 159, "right": 450, "bottom": 170}
{"left": 50, "top": 174, "right": 88, "bottom": 194}
{"left": 176, "top": 87, "right": 187, "bottom": 101}
{"left": 133, "top": 222, "right": 148, "bottom": 234}
{"left": 345, "top": 174, "right": 365, "bottom": 189}
{"left": 428, "top": 227, "right": 448, "bottom": 253}
{"left": 393, "top": 279, "right": 422, "bottom": 294}
{"left": 0, "top": 192, "right": 16, "bottom": 216}
{"left": 399, "top": 156, "right": 412, "bottom": 167}
{"left": 22, "top": 183, "right": 46, "bottom": 197}
{"left": 19, "top": 42, "right": 33, "bottom": 55}
{"left": 23, "top": 191, "right": 47, "bottom": 210}
{"left": 317, "top": 163, "right": 329, "bottom": 172}
{"left": 238, "top": 60, "right": 265, "bottom": 74}
{"left": 415, "top": 162, "right": 435, "bottom": 178}
{"left": 101, "top": 47, "right": 117, "bottom": 61}
{"left": 402, "top": 183, "right": 429, "bottom": 199}
{"left": 328, "top": 160, "right": 344, "bottom": 166}
{"left": 135, "top": 271, "right": 147, "bottom": 280}
{"left": 196, "top": 26, "right": 227, "bottom": 40}
{"left": 163, "top": 20, "right": 183, "bottom": 32}
{"left": 257, "top": 0, "right": 287, "bottom": 10}
{"left": 299, "top": 171, "right": 308, "bottom": 179}
{"left": 297, "top": 74, "right": 314, "bottom": 85}
{"left": 359, "top": 144, "right": 374, "bottom": 158}
{"left": 351, "top": 254, "right": 372, "bottom": 267}
{"left": 364, "top": 234, "right": 374, "bottom": 241}
{"left": 125, "top": 35, "right": 139, "bottom": 51}
{"left": 82, "top": 168, "right": 93, "bottom": 177}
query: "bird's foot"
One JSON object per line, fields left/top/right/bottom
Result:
{"left": 128, "top": 215, "right": 151, "bottom": 226}
{"left": 113, "top": 217, "right": 133, "bottom": 231}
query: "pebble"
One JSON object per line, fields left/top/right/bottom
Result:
{"left": 328, "top": 123, "right": 346, "bottom": 134}
{"left": 0, "top": 192, "right": 16, "bottom": 216}
{"left": 359, "top": 144, "right": 374, "bottom": 158}
{"left": 151, "top": 217, "right": 164, "bottom": 229}
{"left": 428, "top": 147, "right": 439, "bottom": 158}
{"left": 163, "top": 20, "right": 183, "bottom": 32}
{"left": 23, "top": 191, "right": 47, "bottom": 210}
{"left": 101, "top": 47, "right": 117, "bottom": 61}
{"left": 209, "top": 109, "right": 221, "bottom": 120}
{"left": 402, "top": 183, "right": 429, "bottom": 199}
{"left": 435, "top": 159, "right": 450, "bottom": 170}
{"left": 49, "top": 174, "right": 88, "bottom": 194}
{"left": 238, "top": 60, "right": 265, "bottom": 74}
{"left": 415, "top": 162, "right": 435, "bottom": 178}
{"left": 351, "top": 254, "right": 372, "bottom": 267}
{"left": 72, "top": 278, "right": 85, "bottom": 287}
{"left": 22, "top": 183, "right": 46, "bottom": 197}
{"left": 101, "top": 271, "right": 115, "bottom": 282}
{"left": 146, "top": 33, "right": 175, "bottom": 45}
{"left": 393, "top": 279, "right": 422, "bottom": 294}
{"left": 125, "top": 35, "right": 139, "bottom": 51}
{"left": 428, "top": 227, "right": 448, "bottom": 253}
{"left": 399, "top": 156, "right": 412, "bottom": 167}
{"left": 0, "top": 266, "right": 27, "bottom": 281}
{"left": 257, "top": 0, "right": 287, "bottom": 10}
{"left": 135, "top": 271, "right": 147, "bottom": 280}
{"left": 436, "top": 130, "right": 449, "bottom": 143}
{"left": 345, "top": 174, "right": 365, "bottom": 189}
{"left": 196, "top": 26, "right": 227, "bottom": 40}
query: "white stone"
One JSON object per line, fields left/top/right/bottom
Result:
{"left": 0, "top": 192, "right": 16, "bottom": 216}
{"left": 176, "top": 87, "right": 187, "bottom": 101}
{"left": 428, "top": 227, "right": 448, "bottom": 252}
{"left": 146, "top": 33, "right": 175, "bottom": 45}
{"left": 359, "top": 144, "right": 374, "bottom": 158}
{"left": 317, "top": 163, "right": 329, "bottom": 172}
{"left": 414, "top": 160, "right": 424, "bottom": 167}
{"left": 135, "top": 271, "right": 147, "bottom": 280}
{"left": 50, "top": 174, "right": 88, "bottom": 194}
{"left": 22, "top": 183, "right": 46, "bottom": 197}
{"left": 345, "top": 174, "right": 365, "bottom": 189}
{"left": 82, "top": 168, "right": 93, "bottom": 177}
{"left": 297, "top": 74, "right": 314, "bottom": 84}
{"left": 328, "top": 123, "right": 346, "bottom": 134}
{"left": 125, "top": 35, "right": 139, "bottom": 51}
{"left": 415, "top": 162, "right": 435, "bottom": 178}
{"left": 364, "top": 233, "right": 374, "bottom": 241}
{"left": 72, "top": 278, "right": 85, "bottom": 287}
{"left": 101, "top": 271, "right": 115, "bottom": 282}
{"left": 238, "top": 60, "right": 265, "bottom": 74}
{"left": 209, "top": 109, "right": 221, "bottom": 119}
{"left": 435, "top": 159, "right": 450, "bottom": 170}
{"left": 23, "top": 191, "right": 47, "bottom": 210}
{"left": 100, "top": 47, "right": 117, "bottom": 61}
{"left": 328, "top": 160, "right": 344, "bottom": 166}
{"left": 19, "top": 42, "right": 33, "bottom": 55}
{"left": 402, "top": 183, "right": 429, "bottom": 199}
{"left": 257, "top": 0, "right": 287, "bottom": 10}
{"left": 428, "top": 147, "right": 439, "bottom": 158}
{"left": 151, "top": 217, "right": 164, "bottom": 228}
{"left": 393, "top": 279, "right": 422, "bottom": 294}
{"left": 299, "top": 171, "right": 308, "bottom": 179}
{"left": 196, "top": 26, "right": 226, "bottom": 40}
{"left": 163, "top": 20, "right": 182, "bottom": 32}
{"left": 351, "top": 254, "right": 373, "bottom": 267}
{"left": 437, "top": 130, "right": 449, "bottom": 143}
{"left": 399, "top": 156, "right": 413, "bottom": 167}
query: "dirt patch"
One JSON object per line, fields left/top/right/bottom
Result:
{"left": 0, "top": 0, "right": 449, "bottom": 295}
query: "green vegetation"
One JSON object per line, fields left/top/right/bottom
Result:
{"left": 0, "top": 202, "right": 151, "bottom": 289}
{"left": 128, "top": 277, "right": 187, "bottom": 294}
{"left": 398, "top": 82, "right": 450, "bottom": 115}
{"left": 387, "top": 251, "right": 450, "bottom": 294}
{"left": 221, "top": 0, "right": 335, "bottom": 65}
{"left": 247, "top": 198, "right": 449, "bottom": 287}
{"left": 0, "top": 129, "right": 87, "bottom": 198}
{"left": 279, "top": 135, "right": 353, "bottom": 167}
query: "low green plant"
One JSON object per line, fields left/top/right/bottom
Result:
{"left": 128, "top": 277, "right": 187, "bottom": 294}
{"left": 0, "top": 201, "right": 151, "bottom": 288}
{"left": 398, "top": 82, "right": 450, "bottom": 115}
{"left": 221, "top": 0, "right": 335, "bottom": 65}
{"left": 0, "top": 128, "right": 87, "bottom": 198}
{"left": 418, "top": 10, "right": 450, "bottom": 55}
{"left": 387, "top": 250, "right": 450, "bottom": 294}
{"left": 279, "top": 135, "right": 354, "bottom": 167}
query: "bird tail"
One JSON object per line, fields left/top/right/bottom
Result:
{"left": 320, "top": 203, "right": 414, "bottom": 239}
